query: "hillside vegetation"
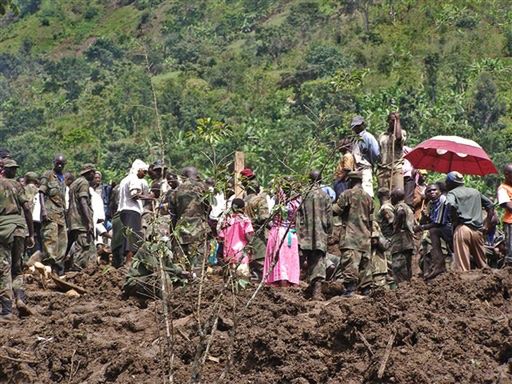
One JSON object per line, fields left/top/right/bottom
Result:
{"left": 1, "top": 0, "right": 511, "bottom": 184}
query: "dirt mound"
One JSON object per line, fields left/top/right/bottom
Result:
{"left": 1, "top": 266, "right": 512, "bottom": 383}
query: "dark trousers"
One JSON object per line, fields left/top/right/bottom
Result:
{"left": 302, "top": 249, "right": 326, "bottom": 283}
{"left": 424, "top": 225, "right": 452, "bottom": 275}
{"left": 505, "top": 223, "right": 512, "bottom": 263}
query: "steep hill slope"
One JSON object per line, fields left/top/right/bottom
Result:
{"left": 0, "top": 0, "right": 511, "bottom": 182}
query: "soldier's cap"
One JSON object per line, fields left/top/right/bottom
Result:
{"left": 446, "top": 171, "right": 464, "bottom": 185}
{"left": 25, "top": 171, "right": 39, "bottom": 182}
{"left": 152, "top": 160, "right": 166, "bottom": 170}
{"left": 347, "top": 170, "right": 363, "bottom": 180}
{"left": 79, "top": 163, "right": 96, "bottom": 176}
{"left": 3, "top": 159, "right": 19, "bottom": 168}
{"left": 350, "top": 115, "right": 365, "bottom": 129}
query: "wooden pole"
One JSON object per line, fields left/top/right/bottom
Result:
{"left": 234, "top": 151, "right": 245, "bottom": 198}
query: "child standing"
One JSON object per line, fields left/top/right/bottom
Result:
{"left": 218, "top": 199, "right": 254, "bottom": 276}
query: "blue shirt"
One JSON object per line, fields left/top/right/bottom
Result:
{"left": 321, "top": 185, "right": 336, "bottom": 202}
{"left": 359, "top": 130, "right": 380, "bottom": 166}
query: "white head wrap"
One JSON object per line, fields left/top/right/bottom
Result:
{"left": 129, "top": 159, "right": 149, "bottom": 175}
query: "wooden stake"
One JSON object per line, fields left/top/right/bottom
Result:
{"left": 378, "top": 331, "right": 396, "bottom": 379}
{"left": 234, "top": 151, "right": 245, "bottom": 198}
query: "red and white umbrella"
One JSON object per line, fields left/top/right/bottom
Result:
{"left": 404, "top": 135, "right": 497, "bottom": 176}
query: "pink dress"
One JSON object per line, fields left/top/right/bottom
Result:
{"left": 263, "top": 195, "right": 301, "bottom": 285}
{"left": 218, "top": 213, "right": 254, "bottom": 265}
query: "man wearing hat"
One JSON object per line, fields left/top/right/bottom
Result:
{"left": 67, "top": 164, "right": 96, "bottom": 270}
{"left": 39, "top": 154, "right": 68, "bottom": 274}
{"left": 350, "top": 115, "right": 380, "bottom": 197}
{"left": 0, "top": 159, "right": 35, "bottom": 320}
{"left": 332, "top": 170, "right": 374, "bottom": 295}
{"left": 445, "top": 171, "right": 496, "bottom": 271}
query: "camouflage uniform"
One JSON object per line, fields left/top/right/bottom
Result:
{"left": 333, "top": 184, "right": 373, "bottom": 290}
{"left": 0, "top": 178, "right": 28, "bottom": 305}
{"left": 297, "top": 186, "right": 333, "bottom": 283}
{"left": 67, "top": 176, "right": 95, "bottom": 270}
{"left": 245, "top": 191, "right": 270, "bottom": 276}
{"left": 370, "top": 222, "right": 394, "bottom": 289}
{"left": 123, "top": 241, "right": 185, "bottom": 298}
{"left": 376, "top": 201, "right": 395, "bottom": 285}
{"left": 377, "top": 201, "right": 395, "bottom": 241}
{"left": 39, "top": 170, "right": 67, "bottom": 267}
{"left": 169, "top": 179, "right": 211, "bottom": 268}
{"left": 390, "top": 201, "right": 415, "bottom": 284}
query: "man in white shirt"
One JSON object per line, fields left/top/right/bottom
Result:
{"left": 115, "top": 159, "right": 152, "bottom": 267}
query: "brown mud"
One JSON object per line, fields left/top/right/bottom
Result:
{"left": 2, "top": 265, "right": 512, "bottom": 383}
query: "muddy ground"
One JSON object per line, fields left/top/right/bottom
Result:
{"left": 1, "top": 265, "right": 512, "bottom": 384}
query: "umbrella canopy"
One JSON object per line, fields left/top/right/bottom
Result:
{"left": 404, "top": 135, "right": 497, "bottom": 176}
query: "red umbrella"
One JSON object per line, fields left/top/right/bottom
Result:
{"left": 404, "top": 135, "right": 497, "bottom": 175}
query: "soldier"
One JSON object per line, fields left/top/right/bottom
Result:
{"left": 332, "top": 171, "right": 373, "bottom": 295}
{"left": 370, "top": 221, "right": 394, "bottom": 289}
{"left": 244, "top": 180, "right": 270, "bottom": 280}
{"left": 169, "top": 167, "right": 211, "bottom": 270}
{"left": 390, "top": 188, "right": 415, "bottom": 284}
{"left": 297, "top": 171, "right": 333, "bottom": 300}
{"left": 376, "top": 187, "right": 394, "bottom": 236}
{"left": 39, "top": 154, "right": 68, "bottom": 275}
{"left": 0, "top": 159, "right": 35, "bottom": 320}
{"left": 67, "top": 164, "right": 96, "bottom": 270}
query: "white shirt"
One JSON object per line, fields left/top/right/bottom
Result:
{"left": 497, "top": 185, "right": 511, "bottom": 205}
{"left": 118, "top": 174, "right": 147, "bottom": 214}
{"left": 32, "top": 193, "right": 41, "bottom": 223}
{"left": 65, "top": 186, "right": 70, "bottom": 210}
{"left": 209, "top": 192, "right": 227, "bottom": 221}
{"left": 90, "top": 187, "right": 105, "bottom": 223}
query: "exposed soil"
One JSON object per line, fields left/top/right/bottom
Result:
{"left": 2, "top": 265, "right": 512, "bottom": 383}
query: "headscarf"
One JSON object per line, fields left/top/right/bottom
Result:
{"left": 129, "top": 159, "right": 149, "bottom": 175}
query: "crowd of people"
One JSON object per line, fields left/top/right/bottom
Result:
{"left": 0, "top": 112, "right": 510, "bottom": 321}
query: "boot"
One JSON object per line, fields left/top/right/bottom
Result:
{"left": 0, "top": 297, "right": 15, "bottom": 322}
{"left": 51, "top": 260, "right": 65, "bottom": 277}
{"left": 342, "top": 282, "right": 357, "bottom": 297}
{"left": 424, "top": 267, "right": 445, "bottom": 280}
{"left": 310, "top": 279, "right": 325, "bottom": 301}
{"left": 14, "top": 289, "right": 34, "bottom": 317}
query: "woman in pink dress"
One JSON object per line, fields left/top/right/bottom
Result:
{"left": 263, "top": 187, "right": 301, "bottom": 286}
{"left": 218, "top": 198, "right": 254, "bottom": 276}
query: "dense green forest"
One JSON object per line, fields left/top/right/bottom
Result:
{"left": 0, "top": 0, "right": 511, "bottom": 185}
